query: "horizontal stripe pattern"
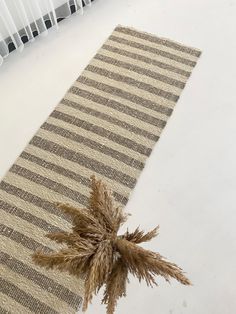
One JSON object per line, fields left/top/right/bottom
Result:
{"left": 0, "top": 25, "right": 200, "bottom": 313}
{"left": 0, "top": 200, "right": 61, "bottom": 233}
{"left": 94, "top": 53, "right": 186, "bottom": 89}
{"left": 0, "top": 264, "right": 73, "bottom": 314}
{"left": 0, "top": 252, "right": 82, "bottom": 310}
{"left": 30, "top": 136, "right": 137, "bottom": 188}
{"left": 9, "top": 164, "right": 89, "bottom": 206}
{"left": 0, "top": 181, "right": 70, "bottom": 222}
{"left": 102, "top": 44, "right": 192, "bottom": 78}
{"left": 115, "top": 26, "right": 201, "bottom": 57}
{"left": 47, "top": 112, "right": 151, "bottom": 158}
{"left": 0, "top": 278, "right": 58, "bottom": 314}
{"left": 85, "top": 64, "right": 180, "bottom": 101}
{"left": 19, "top": 151, "right": 128, "bottom": 205}
{"left": 66, "top": 87, "right": 167, "bottom": 128}
{"left": 109, "top": 34, "right": 197, "bottom": 67}
{"left": 0, "top": 224, "right": 51, "bottom": 253}
{"left": 61, "top": 95, "right": 158, "bottom": 141}
{"left": 75, "top": 77, "right": 173, "bottom": 115}
{"left": 61, "top": 97, "right": 159, "bottom": 141}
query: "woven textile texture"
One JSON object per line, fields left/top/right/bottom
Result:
{"left": 0, "top": 25, "right": 201, "bottom": 313}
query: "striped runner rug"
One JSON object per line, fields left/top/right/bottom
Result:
{"left": 0, "top": 25, "right": 201, "bottom": 313}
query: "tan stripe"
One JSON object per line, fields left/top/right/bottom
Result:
{"left": 0, "top": 304, "right": 10, "bottom": 314}
{"left": 0, "top": 218, "right": 51, "bottom": 252}
{"left": 91, "top": 55, "right": 184, "bottom": 93}
{"left": 47, "top": 111, "right": 150, "bottom": 160}
{"left": 0, "top": 235, "right": 84, "bottom": 296}
{"left": 106, "top": 38, "right": 194, "bottom": 73}
{"left": 16, "top": 156, "right": 90, "bottom": 199}
{"left": 64, "top": 81, "right": 169, "bottom": 130}
{"left": 36, "top": 128, "right": 139, "bottom": 183}
{"left": 95, "top": 51, "right": 186, "bottom": 87}
{"left": 100, "top": 44, "right": 190, "bottom": 80}
{"left": 0, "top": 199, "right": 61, "bottom": 233}
{"left": 0, "top": 251, "right": 82, "bottom": 310}
{"left": 0, "top": 188, "right": 71, "bottom": 232}
{"left": 46, "top": 115, "right": 149, "bottom": 161}
{"left": 57, "top": 98, "right": 158, "bottom": 143}
{"left": 37, "top": 126, "right": 140, "bottom": 183}
{"left": 84, "top": 66, "right": 179, "bottom": 103}
{"left": 11, "top": 161, "right": 89, "bottom": 206}
{"left": 0, "top": 206, "right": 60, "bottom": 250}
{"left": 74, "top": 77, "right": 173, "bottom": 118}
{"left": 0, "top": 292, "right": 32, "bottom": 314}
{"left": 0, "top": 180, "right": 71, "bottom": 223}
{"left": 0, "top": 277, "right": 58, "bottom": 314}
{"left": 30, "top": 135, "right": 134, "bottom": 192}
{"left": 19, "top": 150, "right": 127, "bottom": 205}
{"left": 111, "top": 32, "right": 197, "bottom": 67}
{"left": 115, "top": 26, "right": 201, "bottom": 57}
{"left": 77, "top": 72, "right": 176, "bottom": 111}
{"left": 0, "top": 264, "right": 75, "bottom": 313}
{"left": 113, "top": 28, "right": 200, "bottom": 60}
{"left": 24, "top": 144, "right": 130, "bottom": 203}
{"left": 43, "top": 120, "right": 144, "bottom": 171}
{"left": 73, "top": 79, "right": 171, "bottom": 122}
{"left": 3, "top": 172, "right": 85, "bottom": 210}
{"left": 65, "top": 89, "right": 167, "bottom": 134}
{"left": 56, "top": 102, "right": 157, "bottom": 147}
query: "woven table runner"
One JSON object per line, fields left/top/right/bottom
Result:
{"left": 0, "top": 25, "right": 201, "bottom": 313}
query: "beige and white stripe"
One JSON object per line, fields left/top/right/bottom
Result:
{"left": 0, "top": 25, "right": 201, "bottom": 313}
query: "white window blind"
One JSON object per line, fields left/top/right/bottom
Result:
{"left": 0, "top": 0, "right": 92, "bottom": 66}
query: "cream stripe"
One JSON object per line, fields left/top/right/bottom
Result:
{"left": 31, "top": 132, "right": 135, "bottom": 190}
{"left": 47, "top": 112, "right": 151, "bottom": 160}
{"left": 56, "top": 102, "right": 156, "bottom": 147}
{"left": 0, "top": 209, "right": 57, "bottom": 250}
{"left": 16, "top": 157, "right": 90, "bottom": 200}
{"left": 0, "top": 199, "right": 61, "bottom": 234}
{"left": 0, "top": 189, "right": 71, "bottom": 232}
{"left": 43, "top": 119, "right": 145, "bottom": 170}
{"left": 3, "top": 172, "right": 84, "bottom": 209}
{"left": 95, "top": 51, "right": 186, "bottom": 89}
{"left": 112, "top": 30, "right": 199, "bottom": 62}
{"left": 80, "top": 70, "right": 176, "bottom": 110}
{"left": 104, "top": 39, "right": 191, "bottom": 79}
{"left": 9, "top": 164, "right": 88, "bottom": 207}
{"left": 73, "top": 76, "right": 172, "bottom": 117}
{"left": 0, "top": 236, "right": 84, "bottom": 296}
{"left": 73, "top": 79, "right": 173, "bottom": 118}
{"left": 0, "top": 250, "right": 81, "bottom": 310}
{"left": 24, "top": 144, "right": 130, "bottom": 201}
{"left": 99, "top": 46, "right": 188, "bottom": 83}
{"left": 115, "top": 26, "right": 200, "bottom": 57}
{"left": 18, "top": 151, "right": 127, "bottom": 204}
{"left": 106, "top": 38, "right": 194, "bottom": 73}
{"left": 37, "top": 127, "right": 141, "bottom": 179}
{"left": 89, "top": 57, "right": 182, "bottom": 95}
{"left": 28, "top": 137, "right": 130, "bottom": 196}
{"left": 85, "top": 64, "right": 179, "bottom": 102}
{"left": 0, "top": 264, "right": 73, "bottom": 313}
{"left": 65, "top": 89, "right": 167, "bottom": 133}
{"left": 0, "top": 292, "right": 32, "bottom": 314}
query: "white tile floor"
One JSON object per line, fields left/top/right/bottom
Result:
{"left": 0, "top": 0, "right": 236, "bottom": 313}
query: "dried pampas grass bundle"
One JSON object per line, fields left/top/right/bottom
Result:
{"left": 32, "top": 175, "right": 190, "bottom": 314}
